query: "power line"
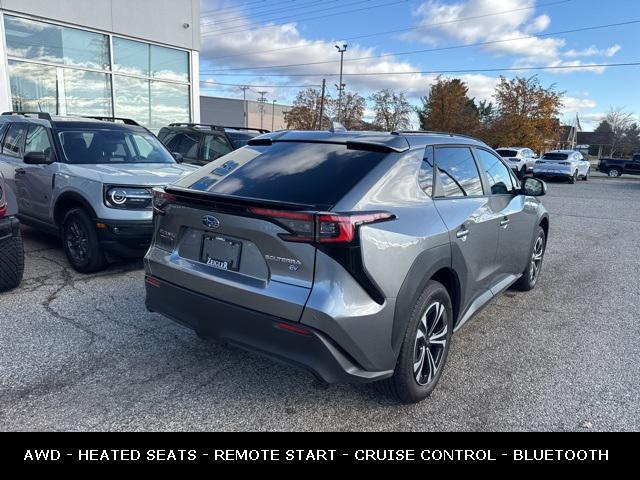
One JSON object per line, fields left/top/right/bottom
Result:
{"left": 200, "top": 81, "right": 322, "bottom": 88}
{"left": 201, "top": 0, "right": 410, "bottom": 37}
{"left": 200, "top": 19, "right": 639, "bottom": 74}
{"left": 202, "top": 0, "right": 332, "bottom": 26}
{"left": 201, "top": 0, "right": 270, "bottom": 16}
{"left": 202, "top": 0, "right": 378, "bottom": 34}
{"left": 202, "top": 0, "right": 572, "bottom": 58}
{"left": 199, "top": 61, "right": 640, "bottom": 78}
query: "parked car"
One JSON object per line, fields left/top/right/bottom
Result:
{"left": 598, "top": 153, "right": 640, "bottom": 177}
{"left": 157, "top": 123, "right": 269, "bottom": 166}
{"left": 0, "top": 112, "right": 196, "bottom": 273}
{"left": 495, "top": 147, "right": 538, "bottom": 179}
{"left": 145, "top": 130, "right": 550, "bottom": 403}
{"left": 533, "top": 150, "right": 590, "bottom": 183}
{"left": 0, "top": 167, "right": 24, "bottom": 292}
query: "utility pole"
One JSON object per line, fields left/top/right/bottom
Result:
{"left": 257, "top": 91, "right": 268, "bottom": 129}
{"left": 335, "top": 44, "right": 347, "bottom": 123}
{"left": 271, "top": 99, "right": 277, "bottom": 131}
{"left": 239, "top": 85, "right": 250, "bottom": 128}
{"left": 317, "top": 78, "right": 326, "bottom": 130}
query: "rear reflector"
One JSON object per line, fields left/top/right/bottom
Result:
{"left": 145, "top": 276, "right": 161, "bottom": 287}
{"left": 248, "top": 207, "right": 394, "bottom": 244}
{"left": 276, "top": 322, "right": 311, "bottom": 336}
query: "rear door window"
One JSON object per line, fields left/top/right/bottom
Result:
{"left": 434, "top": 146, "right": 483, "bottom": 198}
{"left": 175, "top": 141, "right": 388, "bottom": 208}
{"left": 2, "top": 123, "right": 28, "bottom": 158}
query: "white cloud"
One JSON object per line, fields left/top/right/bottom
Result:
{"left": 562, "top": 96, "right": 597, "bottom": 113}
{"left": 564, "top": 44, "right": 621, "bottom": 58}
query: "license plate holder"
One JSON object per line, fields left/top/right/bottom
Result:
{"left": 201, "top": 235, "right": 242, "bottom": 271}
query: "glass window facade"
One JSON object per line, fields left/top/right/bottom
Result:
{"left": 4, "top": 14, "right": 191, "bottom": 130}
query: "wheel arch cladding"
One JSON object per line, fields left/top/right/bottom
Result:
{"left": 391, "top": 243, "right": 459, "bottom": 356}
{"left": 539, "top": 215, "right": 549, "bottom": 240}
{"left": 54, "top": 193, "right": 98, "bottom": 227}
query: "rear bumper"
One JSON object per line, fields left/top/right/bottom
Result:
{"left": 144, "top": 275, "right": 393, "bottom": 384}
{"left": 0, "top": 216, "right": 20, "bottom": 242}
{"left": 533, "top": 171, "right": 571, "bottom": 180}
{"left": 96, "top": 219, "right": 153, "bottom": 258}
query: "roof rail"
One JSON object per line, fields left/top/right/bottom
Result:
{"left": 391, "top": 130, "right": 480, "bottom": 141}
{"left": 168, "top": 123, "right": 270, "bottom": 133}
{"left": 1, "top": 111, "right": 52, "bottom": 121}
{"left": 82, "top": 116, "right": 140, "bottom": 126}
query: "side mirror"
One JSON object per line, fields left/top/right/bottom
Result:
{"left": 172, "top": 152, "right": 183, "bottom": 163}
{"left": 522, "top": 177, "right": 546, "bottom": 197}
{"left": 23, "top": 151, "right": 53, "bottom": 165}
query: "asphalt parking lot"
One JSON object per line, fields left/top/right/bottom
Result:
{"left": 1, "top": 177, "right": 639, "bottom": 432}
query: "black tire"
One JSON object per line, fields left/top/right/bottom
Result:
{"left": 379, "top": 281, "right": 453, "bottom": 404}
{"left": 0, "top": 228, "right": 24, "bottom": 293}
{"left": 583, "top": 168, "right": 590, "bottom": 181}
{"left": 607, "top": 167, "right": 621, "bottom": 177}
{"left": 62, "top": 208, "right": 107, "bottom": 273}
{"left": 513, "top": 226, "right": 546, "bottom": 292}
{"left": 568, "top": 170, "right": 577, "bottom": 184}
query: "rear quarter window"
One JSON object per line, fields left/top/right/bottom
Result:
{"left": 174, "top": 141, "right": 389, "bottom": 208}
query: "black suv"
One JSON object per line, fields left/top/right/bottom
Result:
{"left": 157, "top": 124, "right": 269, "bottom": 166}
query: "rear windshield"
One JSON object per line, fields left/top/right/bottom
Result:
{"left": 542, "top": 153, "right": 569, "bottom": 160}
{"left": 58, "top": 129, "right": 175, "bottom": 164}
{"left": 496, "top": 149, "right": 517, "bottom": 158}
{"left": 225, "top": 130, "right": 260, "bottom": 148}
{"left": 173, "top": 141, "right": 388, "bottom": 208}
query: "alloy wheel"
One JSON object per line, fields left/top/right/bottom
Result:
{"left": 413, "top": 301, "right": 448, "bottom": 386}
{"left": 529, "top": 235, "right": 544, "bottom": 283}
{"left": 608, "top": 168, "right": 620, "bottom": 177}
{"left": 65, "top": 220, "right": 89, "bottom": 265}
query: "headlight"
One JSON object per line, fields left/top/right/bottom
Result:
{"left": 104, "top": 186, "right": 153, "bottom": 209}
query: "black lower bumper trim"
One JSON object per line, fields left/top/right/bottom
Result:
{"left": 145, "top": 276, "right": 392, "bottom": 384}
{"left": 97, "top": 219, "right": 153, "bottom": 258}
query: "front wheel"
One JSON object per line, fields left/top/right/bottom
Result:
{"left": 379, "top": 281, "right": 453, "bottom": 404}
{"left": 583, "top": 168, "right": 590, "bottom": 181}
{"left": 513, "top": 226, "right": 546, "bottom": 292}
{"left": 608, "top": 167, "right": 621, "bottom": 177}
{"left": 62, "top": 208, "right": 107, "bottom": 273}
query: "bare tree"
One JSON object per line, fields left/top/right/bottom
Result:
{"left": 284, "top": 88, "right": 334, "bottom": 130}
{"left": 370, "top": 89, "right": 412, "bottom": 131}
{"left": 605, "top": 107, "right": 635, "bottom": 157}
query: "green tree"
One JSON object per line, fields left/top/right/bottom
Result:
{"left": 416, "top": 77, "right": 481, "bottom": 135}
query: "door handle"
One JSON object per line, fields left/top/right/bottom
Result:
{"left": 15, "top": 168, "right": 26, "bottom": 175}
{"left": 500, "top": 218, "right": 510, "bottom": 227}
{"left": 456, "top": 227, "right": 469, "bottom": 239}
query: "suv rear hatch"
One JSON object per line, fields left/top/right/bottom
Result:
{"left": 147, "top": 140, "right": 395, "bottom": 321}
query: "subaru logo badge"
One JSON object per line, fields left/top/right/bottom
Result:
{"left": 202, "top": 215, "right": 220, "bottom": 229}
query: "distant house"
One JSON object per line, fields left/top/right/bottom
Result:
{"left": 557, "top": 125, "right": 578, "bottom": 150}
{"left": 576, "top": 131, "right": 614, "bottom": 158}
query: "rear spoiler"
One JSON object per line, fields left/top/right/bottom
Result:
{"left": 246, "top": 138, "right": 409, "bottom": 153}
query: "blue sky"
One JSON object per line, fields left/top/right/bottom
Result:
{"left": 199, "top": 0, "right": 640, "bottom": 129}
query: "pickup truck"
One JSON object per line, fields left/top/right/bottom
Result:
{"left": 598, "top": 154, "right": 640, "bottom": 177}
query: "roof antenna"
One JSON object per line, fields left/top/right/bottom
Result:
{"left": 329, "top": 119, "right": 347, "bottom": 133}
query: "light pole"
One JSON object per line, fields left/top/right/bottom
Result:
{"left": 335, "top": 44, "right": 347, "bottom": 123}
{"left": 271, "top": 99, "right": 277, "bottom": 131}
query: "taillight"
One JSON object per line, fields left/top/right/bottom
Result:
{"left": 248, "top": 207, "right": 394, "bottom": 244}
{"left": 0, "top": 174, "right": 7, "bottom": 218}
{"left": 152, "top": 188, "right": 176, "bottom": 215}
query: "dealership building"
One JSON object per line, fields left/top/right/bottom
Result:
{"left": 0, "top": 0, "right": 201, "bottom": 130}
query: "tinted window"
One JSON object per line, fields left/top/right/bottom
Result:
{"left": 203, "top": 134, "right": 232, "bottom": 162}
{"left": 475, "top": 149, "right": 514, "bottom": 195}
{"left": 226, "top": 130, "right": 260, "bottom": 148}
{"left": 25, "top": 125, "right": 54, "bottom": 160}
{"left": 176, "top": 142, "right": 388, "bottom": 208}
{"left": 58, "top": 129, "right": 174, "bottom": 164}
{"left": 2, "top": 123, "right": 28, "bottom": 157}
{"left": 542, "top": 152, "right": 569, "bottom": 160}
{"left": 164, "top": 132, "right": 201, "bottom": 160}
{"left": 434, "top": 147, "right": 483, "bottom": 198}
{"left": 419, "top": 146, "right": 434, "bottom": 197}
{"left": 496, "top": 149, "right": 517, "bottom": 158}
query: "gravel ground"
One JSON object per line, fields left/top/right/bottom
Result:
{"left": 1, "top": 178, "right": 639, "bottom": 431}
